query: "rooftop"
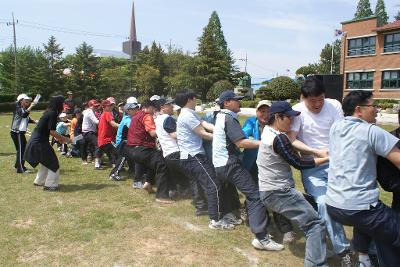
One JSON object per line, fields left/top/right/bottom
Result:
{"left": 341, "top": 16, "right": 377, "bottom": 25}
{"left": 375, "top": 20, "right": 400, "bottom": 32}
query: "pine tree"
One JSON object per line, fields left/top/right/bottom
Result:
{"left": 395, "top": 10, "right": 400, "bottom": 21}
{"left": 197, "top": 11, "right": 234, "bottom": 100}
{"left": 42, "top": 36, "right": 65, "bottom": 98}
{"left": 354, "top": 0, "right": 373, "bottom": 19}
{"left": 375, "top": 0, "right": 389, "bottom": 26}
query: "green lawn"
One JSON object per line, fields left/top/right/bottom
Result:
{"left": 0, "top": 111, "right": 396, "bottom": 266}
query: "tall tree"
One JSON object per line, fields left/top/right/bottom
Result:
{"left": 42, "top": 36, "right": 65, "bottom": 99}
{"left": 375, "top": 0, "right": 389, "bottom": 26}
{"left": 395, "top": 10, "right": 400, "bottom": 21}
{"left": 197, "top": 11, "right": 233, "bottom": 100}
{"left": 354, "top": 0, "right": 373, "bottom": 19}
{"left": 318, "top": 40, "right": 341, "bottom": 74}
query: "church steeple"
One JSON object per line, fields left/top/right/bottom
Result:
{"left": 123, "top": 1, "right": 141, "bottom": 58}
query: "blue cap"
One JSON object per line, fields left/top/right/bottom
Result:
{"left": 218, "top": 90, "right": 244, "bottom": 105}
{"left": 269, "top": 101, "right": 301, "bottom": 117}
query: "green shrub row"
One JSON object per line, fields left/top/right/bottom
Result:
{"left": 0, "top": 102, "right": 48, "bottom": 113}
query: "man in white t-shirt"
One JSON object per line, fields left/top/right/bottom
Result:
{"left": 289, "top": 76, "right": 352, "bottom": 265}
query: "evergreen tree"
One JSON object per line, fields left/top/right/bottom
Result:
{"left": 375, "top": 0, "right": 389, "bottom": 26}
{"left": 197, "top": 11, "right": 233, "bottom": 100}
{"left": 318, "top": 40, "right": 341, "bottom": 74}
{"left": 354, "top": 0, "right": 373, "bottom": 19}
{"left": 42, "top": 36, "right": 65, "bottom": 99}
{"left": 395, "top": 10, "right": 400, "bottom": 21}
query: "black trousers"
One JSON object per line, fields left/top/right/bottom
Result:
{"left": 126, "top": 146, "right": 169, "bottom": 199}
{"left": 81, "top": 132, "right": 98, "bottom": 161}
{"left": 165, "top": 152, "right": 190, "bottom": 191}
{"left": 10, "top": 131, "right": 27, "bottom": 172}
{"left": 96, "top": 143, "right": 117, "bottom": 165}
{"left": 327, "top": 202, "right": 400, "bottom": 267}
{"left": 180, "top": 154, "right": 222, "bottom": 221}
{"left": 109, "top": 142, "right": 135, "bottom": 177}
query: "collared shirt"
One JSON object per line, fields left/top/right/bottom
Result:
{"left": 82, "top": 109, "right": 99, "bottom": 133}
{"left": 212, "top": 109, "right": 245, "bottom": 168}
{"left": 326, "top": 116, "right": 399, "bottom": 210}
{"left": 177, "top": 108, "right": 204, "bottom": 159}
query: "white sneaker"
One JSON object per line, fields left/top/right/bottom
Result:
{"left": 283, "top": 231, "right": 295, "bottom": 243}
{"left": 222, "top": 212, "right": 243, "bottom": 225}
{"left": 208, "top": 219, "right": 235, "bottom": 230}
{"left": 252, "top": 235, "right": 284, "bottom": 251}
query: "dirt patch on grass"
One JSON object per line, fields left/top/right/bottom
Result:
{"left": 11, "top": 218, "right": 35, "bottom": 229}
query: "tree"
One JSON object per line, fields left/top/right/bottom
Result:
{"left": 396, "top": 11, "right": 400, "bottom": 21}
{"left": 375, "top": 0, "right": 389, "bottom": 26}
{"left": 295, "top": 65, "right": 318, "bottom": 78}
{"left": 354, "top": 0, "right": 373, "bottom": 19}
{"left": 318, "top": 40, "right": 341, "bottom": 74}
{"left": 255, "top": 85, "right": 273, "bottom": 100}
{"left": 267, "top": 76, "right": 300, "bottom": 100}
{"left": 196, "top": 11, "right": 234, "bottom": 100}
{"left": 42, "top": 36, "right": 65, "bottom": 99}
{"left": 134, "top": 64, "right": 161, "bottom": 99}
{"left": 206, "top": 80, "right": 233, "bottom": 101}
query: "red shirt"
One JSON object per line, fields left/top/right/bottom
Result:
{"left": 97, "top": 111, "right": 116, "bottom": 147}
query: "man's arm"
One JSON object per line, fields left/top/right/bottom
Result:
{"left": 235, "top": 138, "right": 260, "bottom": 149}
{"left": 386, "top": 146, "right": 400, "bottom": 169}
{"left": 201, "top": 120, "right": 214, "bottom": 132}
{"left": 109, "top": 120, "right": 119, "bottom": 128}
{"left": 193, "top": 125, "right": 213, "bottom": 140}
{"left": 288, "top": 130, "right": 328, "bottom": 157}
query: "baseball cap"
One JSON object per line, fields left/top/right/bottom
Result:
{"left": 256, "top": 100, "right": 272, "bottom": 110}
{"left": 59, "top": 112, "right": 67, "bottom": 118}
{"left": 158, "top": 98, "right": 175, "bottom": 106}
{"left": 218, "top": 91, "right": 244, "bottom": 105}
{"left": 66, "top": 91, "right": 73, "bottom": 95}
{"left": 106, "top": 97, "right": 116, "bottom": 105}
{"left": 269, "top": 101, "right": 301, "bottom": 117}
{"left": 88, "top": 99, "right": 100, "bottom": 107}
{"left": 16, "top": 94, "right": 32, "bottom": 102}
{"left": 150, "top": 95, "right": 161, "bottom": 101}
{"left": 124, "top": 102, "right": 139, "bottom": 110}
{"left": 101, "top": 99, "right": 113, "bottom": 106}
{"left": 126, "top": 97, "right": 138, "bottom": 104}
{"left": 73, "top": 108, "right": 82, "bottom": 114}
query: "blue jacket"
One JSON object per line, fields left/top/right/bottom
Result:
{"left": 241, "top": 116, "right": 261, "bottom": 171}
{"left": 116, "top": 114, "right": 131, "bottom": 146}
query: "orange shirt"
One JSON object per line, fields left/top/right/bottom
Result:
{"left": 69, "top": 117, "right": 78, "bottom": 139}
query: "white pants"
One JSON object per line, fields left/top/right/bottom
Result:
{"left": 34, "top": 164, "right": 60, "bottom": 188}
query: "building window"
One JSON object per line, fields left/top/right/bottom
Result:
{"left": 382, "top": 70, "right": 400, "bottom": 89}
{"left": 384, "top": 33, "right": 400, "bottom": 53}
{"left": 347, "top": 72, "right": 374, "bottom": 89}
{"left": 347, "top": 36, "right": 376, "bottom": 56}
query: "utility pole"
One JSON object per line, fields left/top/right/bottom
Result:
{"left": 238, "top": 53, "right": 248, "bottom": 73}
{"left": 6, "top": 12, "right": 18, "bottom": 92}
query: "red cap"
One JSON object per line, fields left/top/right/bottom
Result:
{"left": 88, "top": 99, "right": 100, "bottom": 107}
{"left": 101, "top": 99, "right": 113, "bottom": 106}
{"left": 106, "top": 97, "right": 116, "bottom": 104}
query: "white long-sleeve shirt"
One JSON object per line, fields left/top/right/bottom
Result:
{"left": 82, "top": 109, "right": 99, "bottom": 133}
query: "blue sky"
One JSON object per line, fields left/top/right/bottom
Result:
{"left": 1, "top": 0, "right": 399, "bottom": 82}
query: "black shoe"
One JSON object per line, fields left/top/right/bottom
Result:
{"left": 195, "top": 209, "right": 208, "bottom": 216}
{"left": 43, "top": 186, "right": 59, "bottom": 191}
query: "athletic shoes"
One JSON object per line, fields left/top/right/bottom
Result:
{"left": 208, "top": 219, "right": 235, "bottom": 230}
{"left": 252, "top": 235, "right": 284, "bottom": 251}
{"left": 222, "top": 212, "right": 243, "bottom": 225}
{"left": 109, "top": 174, "right": 121, "bottom": 181}
{"left": 340, "top": 252, "right": 353, "bottom": 267}
{"left": 43, "top": 186, "right": 59, "bottom": 192}
{"left": 283, "top": 231, "right": 296, "bottom": 244}
{"left": 143, "top": 182, "right": 155, "bottom": 194}
{"left": 132, "top": 181, "right": 143, "bottom": 189}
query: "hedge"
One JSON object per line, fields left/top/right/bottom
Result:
{"left": 0, "top": 102, "right": 49, "bottom": 113}
{"left": 0, "top": 94, "right": 18, "bottom": 103}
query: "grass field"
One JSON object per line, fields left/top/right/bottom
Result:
{"left": 0, "top": 111, "right": 396, "bottom": 267}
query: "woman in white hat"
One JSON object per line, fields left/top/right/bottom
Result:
{"left": 10, "top": 94, "right": 36, "bottom": 173}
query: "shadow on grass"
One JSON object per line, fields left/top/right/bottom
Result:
{"left": 0, "top": 152, "right": 15, "bottom": 156}
{"left": 60, "top": 183, "right": 118, "bottom": 192}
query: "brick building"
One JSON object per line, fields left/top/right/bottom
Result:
{"left": 340, "top": 16, "right": 400, "bottom": 99}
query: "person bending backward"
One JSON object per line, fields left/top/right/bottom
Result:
{"left": 175, "top": 91, "right": 233, "bottom": 230}
{"left": 95, "top": 99, "right": 119, "bottom": 169}
{"left": 213, "top": 90, "right": 284, "bottom": 251}
{"left": 154, "top": 98, "right": 191, "bottom": 198}
{"left": 24, "top": 95, "right": 72, "bottom": 191}
{"left": 81, "top": 99, "right": 100, "bottom": 165}
{"left": 288, "top": 76, "right": 352, "bottom": 265}
{"left": 10, "top": 94, "right": 36, "bottom": 173}
{"left": 326, "top": 90, "right": 400, "bottom": 267}
{"left": 126, "top": 100, "right": 174, "bottom": 204}
{"left": 257, "top": 101, "right": 329, "bottom": 266}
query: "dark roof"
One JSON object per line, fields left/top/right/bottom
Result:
{"left": 341, "top": 16, "right": 377, "bottom": 25}
{"left": 375, "top": 20, "right": 400, "bottom": 32}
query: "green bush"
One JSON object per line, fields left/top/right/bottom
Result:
{"left": 0, "top": 102, "right": 48, "bottom": 113}
{"left": 268, "top": 76, "right": 300, "bottom": 100}
{"left": 241, "top": 100, "right": 258, "bottom": 108}
{"left": 0, "top": 94, "right": 18, "bottom": 103}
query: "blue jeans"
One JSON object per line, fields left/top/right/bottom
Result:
{"left": 327, "top": 202, "right": 400, "bottom": 267}
{"left": 301, "top": 164, "right": 350, "bottom": 254}
{"left": 260, "top": 188, "right": 327, "bottom": 267}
